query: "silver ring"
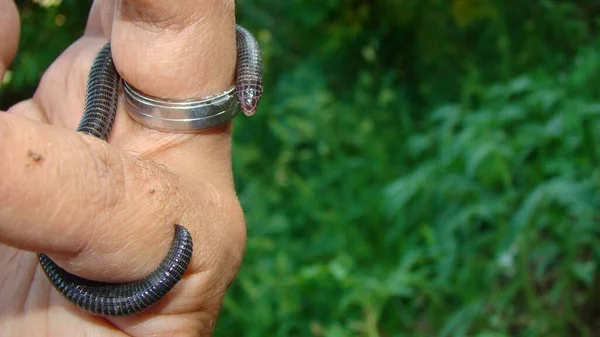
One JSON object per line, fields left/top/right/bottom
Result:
{"left": 122, "top": 80, "right": 239, "bottom": 132}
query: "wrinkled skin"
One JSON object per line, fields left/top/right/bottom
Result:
{"left": 0, "top": 0, "right": 247, "bottom": 336}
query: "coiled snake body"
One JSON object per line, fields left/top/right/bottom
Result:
{"left": 37, "top": 25, "right": 263, "bottom": 317}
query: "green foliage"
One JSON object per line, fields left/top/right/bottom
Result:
{"left": 226, "top": 1, "right": 600, "bottom": 335}
{"left": 2, "top": 0, "right": 600, "bottom": 336}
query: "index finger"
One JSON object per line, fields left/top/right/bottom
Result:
{"left": 106, "top": 0, "right": 237, "bottom": 101}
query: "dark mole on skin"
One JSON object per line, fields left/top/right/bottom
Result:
{"left": 27, "top": 150, "right": 43, "bottom": 162}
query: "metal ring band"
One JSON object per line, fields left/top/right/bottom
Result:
{"left": 122, "top": 80, "right": 239, "bottom": 132}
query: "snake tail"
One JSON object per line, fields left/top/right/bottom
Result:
{"left": 37, "top": 225, "right": 193, "bottom": 316}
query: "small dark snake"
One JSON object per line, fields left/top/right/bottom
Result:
{"left": 37, "top": 25, "right": 263, "bottom": 317}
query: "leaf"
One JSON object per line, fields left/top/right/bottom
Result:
{"left": 572, "top": 261, "right": 597, "bottom": 286}
{"left": 439, "top": 301, "right": 483, "bottom": 337}
{"left": 383, "top": 163, "right": 438, "bottom": 218}
{"left": 507, "top": 76, "right": 533, "bottom": 95}
{"left": 504, "top": 179, "right": 595, "bottom": 250}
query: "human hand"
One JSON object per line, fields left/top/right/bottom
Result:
{"left": 0, "top": 0, "right": 246, "bottom": 336}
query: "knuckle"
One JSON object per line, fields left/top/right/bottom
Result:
{"left": 117, "top": 0, "right": 234, "bottom": 32}
{"left": 80, "top": 137, "right": 176, "bottom": 215}
{"left": 118, "top": 2, "right": 197, "bottom": 32}
{"left": 78, "top": 135, "right": 127, "bottom": 212}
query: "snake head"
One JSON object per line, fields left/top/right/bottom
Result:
{"left": 237, "top": 88, "right": 262, "bottom": 116}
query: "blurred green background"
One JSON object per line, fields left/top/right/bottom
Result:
{"left": 2, "top": 0, "right": 600, "bottom": 336}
